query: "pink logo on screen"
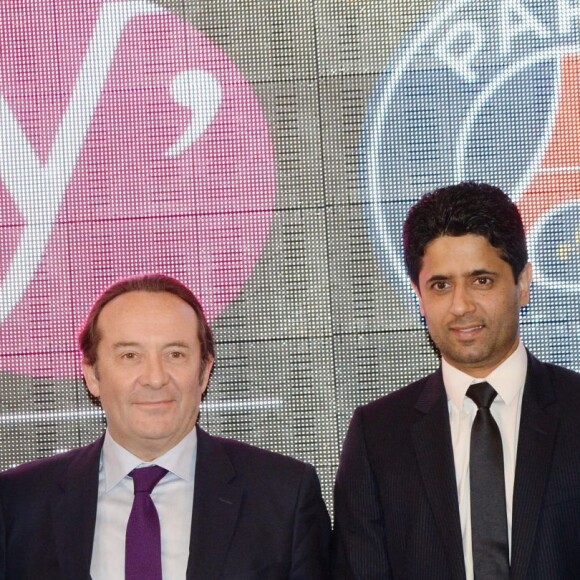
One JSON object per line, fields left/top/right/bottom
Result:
{"left": 0, "top": 1, "right": 276, "bottom": 377}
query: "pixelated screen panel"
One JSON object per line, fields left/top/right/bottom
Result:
{"left": 1, "top": 0, "right": 580, "bottom": 508}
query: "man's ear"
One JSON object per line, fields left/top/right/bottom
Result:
{"left": 411, "top": 283, "right": 425, "bottom": 317}
{"left": 82, "top": 360, "right": 101, "bottom": 398}
{"left": 200, "top": 356, "right": 214, "bottom": 395}
{"left": 518, "top": 262, "right": 533, "bottom": 307}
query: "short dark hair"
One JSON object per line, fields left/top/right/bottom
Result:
{"left": 403, "top": 182, "right": 528, "bottom": 286}
{"left": 79, "top": 274, "right": 215, "bottom": 377}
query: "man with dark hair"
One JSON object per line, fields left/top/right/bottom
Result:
{"left": 0, "top": 274, "right": 331, "bottom": 579}
{"left": 332, "top": 182, "right": 580, "bottom": 579}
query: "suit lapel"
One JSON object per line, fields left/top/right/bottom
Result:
{"left": 510, "top": 354, "right": 559, "bottom": 580}
{"left": 187, "top": 427, "right": 243, "bottom": 580}
{"left": 51, "top": 437, "right": 102, "bottom": 580}
{"left": 411, "top": 371, "right": 467, "bottom": 580}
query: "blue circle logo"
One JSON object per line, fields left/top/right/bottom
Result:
{"left": 362, "top": 0, "right": 580, "bottom": 365}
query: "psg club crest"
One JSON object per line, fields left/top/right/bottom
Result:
{"left": 361, "top": 0, "right": 580, "bottom": 367}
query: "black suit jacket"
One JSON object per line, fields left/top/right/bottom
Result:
{"left": 332, "top": 352, "right": 580, "bottom": 579}
{"left": 0, "top": 426, "right": 331, "bottom": 579}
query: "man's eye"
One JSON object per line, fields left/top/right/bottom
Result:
{"left": 432, "top": 281, "right": 448, "bottom": 291}
{"left": 122, "top": 353, "right": 137, "bottom": 360}
{"left": 170, "top": 351, "right": 184, "bottom": 358}
{"left": 475, "top": 277, "right": 491, "bottom": 285}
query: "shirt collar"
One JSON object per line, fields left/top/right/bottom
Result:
{"left": 442, "top": 340, "right": 527, "bottom": 411}
{"left": 101, "top": 428, "right": 197, "bottom": 492}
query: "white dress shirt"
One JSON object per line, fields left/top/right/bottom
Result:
{"left": 90, "top": 429, "right": 197, "bottom": 580}
{"left": 442, "top": 340, "right": 527, "bottom": 580}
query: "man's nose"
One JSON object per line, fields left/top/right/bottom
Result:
{"left": 140, "top": 355, "right": 169, "bottom": 388}
{"left": 450, "top": 284, "right": 475, "bottom": 316}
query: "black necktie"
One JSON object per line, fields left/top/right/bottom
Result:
{"left": 466, "top": 382, "right": 510, "bottom": 579}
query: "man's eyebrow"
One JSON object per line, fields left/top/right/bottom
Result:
{"left": 163, "top": 341, "right": 191, "bottom": 349}
{"left": 112, "top": 341, "right": 140, "bottom": 349}
{"left": 111, "top": 341, "right": 192, "bottom": 349}
{"left": 469, "top": 269, "right": 498, "bottom": 277}
{"left": 424, "top": 269, "right": 498, "bottom": 284}
{"left": 425, "top": 274, "right": 449, "bottom": 284}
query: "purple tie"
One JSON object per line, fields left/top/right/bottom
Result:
{"left": 125, "top": 465, "right": 168, "bottom": 580}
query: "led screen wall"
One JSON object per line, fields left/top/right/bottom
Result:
{"left": 2, "top": 0, "right": 579, "bottom": 508}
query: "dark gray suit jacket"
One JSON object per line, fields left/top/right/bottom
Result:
{"left": 0, "top": 426, "right": 331, "bottom": 579}
{"left": 332, "top": 352, "right": 580, "bottom": 579}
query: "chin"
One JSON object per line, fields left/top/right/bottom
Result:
{"left": 134, "top": 420, "right": 175, "bottom": 439}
